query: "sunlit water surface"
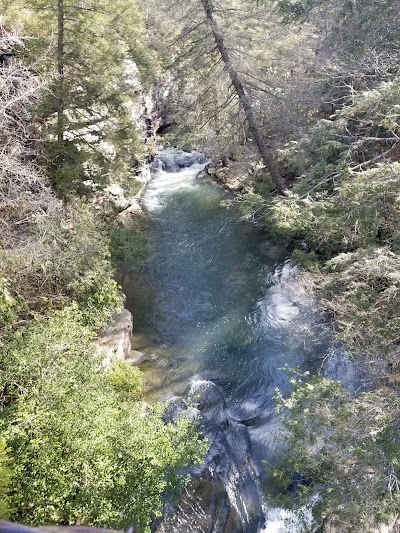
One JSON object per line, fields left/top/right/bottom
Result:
{"left": 123, "top": 150, "right": 331, "bottom": 532}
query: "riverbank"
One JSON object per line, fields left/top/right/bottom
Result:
{"left": 190, "top": 139, "right": 400, "bottom": 531}
{"left": 0, "top": 15, "right": 210, "bottom": 529}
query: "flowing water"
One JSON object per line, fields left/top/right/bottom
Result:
{"left": 122, "top": 150, "right": 333, "bottom": 532}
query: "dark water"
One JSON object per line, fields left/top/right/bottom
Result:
{"left": 123, "top": 150, "right": 330, "bottom": 532}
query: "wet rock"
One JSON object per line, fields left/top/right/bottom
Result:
{"left": 206, "top": 165, "right": 220, "bottom": 176}
{"left": 225, "top": 421, "right": 251, "bottom": 463}
{"left": 162, "top": 397, "right": 201, "bottom": 425}
{"left": 188, "top": 379, "right": 225, "bottom": 411}
{"left": 175, "top": 151, "right": 207, "bottom": 168}
{"left": 94, "top": 309, "right": 133, "bottom": 367}
{"left": 117, "top": 199, "right": 144, "bottom": 223}
{"left": 158, "top": 149, "right": 207, "bottom": 172}
{"left": 192, "top": 371, "right": 227, "bottom": 387}
{"left": 322, "top": 347, "right": 363, "bottom": 393}
{"left": 126, "top": 349, "right": 149, "bottom": 366}
{"left": 157, "top": 472, "right": 244, "bottom": 533}
{"left": 227, "top": 394, "right": 270, "bottom": 425}
{"left": 162, "top": 397, "right": 188, "bottom": 424}
{"left": 203, "top": 404, "right": 229, "bottom": 430}
{"left": 196, "top": 169, "right": 206, "bottom": 180}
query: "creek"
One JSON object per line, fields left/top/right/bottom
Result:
{"left": 122, "top": 149, "right": 349, "bottom": 532}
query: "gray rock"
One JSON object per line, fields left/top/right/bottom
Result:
{"left": 188, "top": 379, "right": 225, "bottom": 411}
{"left": 162, "top": 397, "right": 188, "bottom": 424}
{"left": 206, "top": 166, "right": 219, "bottom": 175}
{"left": 196, "top": 169, "right": 206, "bottom": 180}
{"left": 94, "top": 309, "right": 133, "bottom": 366}
{"left": 103, "top": 184, "right": 132, "bottom": 211}
{"left": 227, "top": 394, "right": 270, "bottom": 425}
{"left": 117, "top": 199, "right": 144, "bottom": 223}
{"left": 225, "top": 421, "right": 251, "bottom": 463}
{"left": 158, "top": 149, "right": 207, "bottom": 172}
{"left": 126, "top": 349, "right": 149, "bottom": 366}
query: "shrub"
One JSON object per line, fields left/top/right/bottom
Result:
{"left": 321, "top": 247, "right": 400, "bottom": 362}
{"left": 290, "top": 249, "right": 318, "bottom": 271}
{"left": 106, "top": 361, "right": 142, "bottom": 397}
{"left": 0, "top": 437, "right": 12, "bottom": 519}
{"left": 109, "top": 219, "right": 149, "bottom": 266}
{"left": 1, "top": 202, "right": 123, "bottom": 329}
{"left": 273, "top": 370, "right": 400, "bottom": 531}
{"left": 264, "top": 163, "right": 400, "bottom": 257}
{"left": 0, "top": 306, "right": 207, "bottom": 530}
{"left": 0, "top": 278, "right": 26, "bottom": 336}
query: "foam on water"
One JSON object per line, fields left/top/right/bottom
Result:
{"left": 261, "top": 496, "right": 319, "bottom": 533}
{"left": 143, "top": 150, "right": 208, "bottom": 212}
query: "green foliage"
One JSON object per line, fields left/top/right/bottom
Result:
{"left": 0, "top": 278, "right": 24, "bottom": 333}
{"left": 0, "top": 11, "right": 206, "bottom": 533}
{"left": 265, "top": 192, "right": 314, "bottom": 240}
{"left": 78, "top": 274, "right": 122, "bottom": 331}
{"left": 44, "top": 141, "right": 89, "bottom": 197}
{"left": 338, "top": 79, "right": 400, "bottom": 136}
{"left": 109, "top": 219, "right": 149, "bottom": 266}
{"left": 280, "top": 79, "right": 400, "bottom": 199}
{"left": 290, "top": 249, "right": 318, "bottom": 271}
{"left": 254, "top": 75, "right": 400, "bottom": 368}
{"left": 262, "top": 164, "right": 400, "bottom": 361}
{"left": 107, "top": 361, "right": 142, "bottom": 397}
{"left": 273, "top": 370, "right": 400, "bottom": 530}
{"left": 1, "top": 0, "right": 159, "bottom": 195}
{"left": 1, "top": 202, "right": 123, "bottom": 329}
{"left": 322, "top": 248, "right": 400, "bottom": 362}
{"left": 259, "top": 60, "right": 400, "bottom": 531}
{"left": 275, "top": 0, "right": 400, "bottom": 55}
{"left": 264, "top": 163, "right": 400, "bottom": 257}
{"left": 0, "top": 437, "right": 12, "bottom": 519}
{"left": 0, "top": 306, "right": 207, "bottom": 531}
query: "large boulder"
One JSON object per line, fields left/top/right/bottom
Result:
{"left": 157, "top": 149, "right": 208, "bottom": 173}
{"left": 126, "top": 349, "right": 149, "bottom": 366}
{"left": 103, "top": 184, "right": 132, "bottom": 211}
{"left": 188, "top": 379, "right": 225, "bottom": 411}
{"left": 117, "top": 199, "right": 144, "bottom": 223}
{"left": 94, "top": 309, "right": 133, "bottom": 367}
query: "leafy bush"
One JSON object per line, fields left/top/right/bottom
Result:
{"left": 264, "top": 163, "right": 400, "bottom": 258}
{"left": 75, "top": 273, "right": 122, "bottom": 331}
{"left": 321, "top": 247, "right": 400, "bottom": 362}
{"left": 0, "top": 306, "right": 207, "bottom": 530}
{"left": 1, "top": 202, "right": 123, "bottom": 329}
{"left": 109, "top": 219, "right": 149, "bottom": 266}
{"left": 0, "top": 15, "right": 205, "bottom": 533}
{"left": 290, "top": 249, "right": 318, "bottom": 271}
{"left": 0, "top": 437, "right": 12, "bottom": 519}
{"left": 0, "top": 278, "right": 25, "bottom": 335}
{"left": 106, "top": 361, "right": 142, "bottom": 397}
{"left": 273, "top": 370, "right": 400, "bottom": 531}
{"left": 338, "top": 79, "right": 400, "bottom": 137}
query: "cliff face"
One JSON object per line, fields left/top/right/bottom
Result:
{"left": 92, "top": 65, "right": 170, "bottom": 367}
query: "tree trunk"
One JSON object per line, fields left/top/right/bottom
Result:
{"left": 57, "top": 0, "right": 64, "bottom": 144}
{"left": 199, "top": 0, "right": 284, "bottom": 194}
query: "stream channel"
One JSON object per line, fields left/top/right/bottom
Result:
{"left": 122, "top": 149, "right": 354, "bottom": 532}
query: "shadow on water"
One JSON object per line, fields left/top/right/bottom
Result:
{"left": 122, "top": 150, "right": 331, "bottom": 532}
